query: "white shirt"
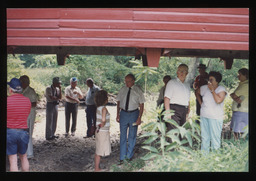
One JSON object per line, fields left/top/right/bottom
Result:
{"left": 164, "top": 78, "right": 191, "bottom": 106}
{"left": 96, "top": 106, "right": 110, "bottom": 132}
{"left": 117, "top": 85, "right": 145, "bottom": 111}
{"left": 200, "top": 85, "right": 227, "bottom": 120}
{"left": 65, "top": 85, "right": 83, "bottom": 103}
{"left": 85, "top": 85, "right": 100, "bottom": 105}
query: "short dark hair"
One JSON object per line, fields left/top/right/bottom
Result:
{"left": 86, "top": 78, "right": 94, "bottom": 84}
{"left": 208, "top": 71, "right": 222, "bottom": 83}
{"left": 238, "top": 68, "right": 249, "bottom": 79}
{"left": 126, "top": 73, "right": 136, "bottom": 81}
{"left": 94, "top": 90, "right": 108, "bottom": 107}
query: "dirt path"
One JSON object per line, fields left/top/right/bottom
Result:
{"left": 7, "top": 105, "right": 145, "bottom": 172}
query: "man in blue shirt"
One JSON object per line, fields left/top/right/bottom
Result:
{"left": 84, "top": 78, "right": 100, "bottom": 137}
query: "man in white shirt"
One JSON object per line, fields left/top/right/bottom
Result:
{"left": 164, "top": 64, "right": 191, "bottom": 131}
{"left": 64, "top": 77, "right": 83, "bottom": 137}
{"left": 116, "top": 74, "right": 145, "bottom": 163}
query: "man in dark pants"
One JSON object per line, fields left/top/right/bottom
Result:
{"left": 45, "top": 77, "right": 62, "bottom": 140}
{"left": 84, "top": 78, "right": 100, "bottom": 137}
{"left": 164, "top": 64, "right": 191, "bottom": 131}
{"left": 64, "top": 77, "right": 83, "bottom": 137}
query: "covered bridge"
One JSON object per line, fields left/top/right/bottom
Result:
{"left": 7, "top": 8, "right": 249, "bottom": 69}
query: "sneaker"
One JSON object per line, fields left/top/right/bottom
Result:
{"left": 71, "top": 132, "right": 75, "bottom": 136}
{"left": 64, "top": 133, "right": 69, "bottom": 137}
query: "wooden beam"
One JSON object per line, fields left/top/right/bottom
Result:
{"left": 146, "top": 48, "right": 162, "bottom": 67}
{"left": 221, "top": 57, "right": 234, "bottom": 69}
{"left": 57, "top": 53, "right": 68, "bottom": 65}
{"left": 7, "top": 46, "right": 136, "bottom": 56}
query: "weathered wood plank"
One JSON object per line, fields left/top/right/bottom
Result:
{"left": 60, "top": 9, "right": 133, "bottom": 20}
{"left": 133, "top": 11, "right": 248, "bottom": 24}
{"left": 7, "top": 8, "right": 60, "bottom": 19}
{"left": 7, "top": 29, "right": 248, "bottom": 43}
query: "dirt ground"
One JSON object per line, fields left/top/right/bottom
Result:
{"left": 6, "top": 105, "right": 145, "bottom": 172}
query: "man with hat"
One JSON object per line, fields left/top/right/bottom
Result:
{"left": 193, "top": 64, "right": 209, "bottom": 121}
{"left": 45, "top": 77, "right": 62, "bottom": 140}
{"left": 64, "top": 77, "right": 83, "bottom": 137}
{"left": 7, "top": 78, "right": 31, "bottom": 171}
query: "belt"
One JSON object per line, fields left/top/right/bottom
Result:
{"left": 121, "top": 109, "right": 138, "bottom": 113}
{"left": 170, "top": 104, "right": 188, "bottom": 109}
{"left": 7, "top": 128, "right": 29, "bottom": 132}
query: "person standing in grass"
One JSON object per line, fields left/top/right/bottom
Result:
{"left": 164, "top": 64, "right": 191, "bottom": 131}
{"left": 230, "top": 68, "right": 249, "bottom": 140}
{"left": 196, "top": 71, "right": 227, "bottom": 153}
{"left": 94, "top": 90, "right": 111, "bottom": 172}
{"left": 116, "top": 74, "right": 145, "bottom": 164}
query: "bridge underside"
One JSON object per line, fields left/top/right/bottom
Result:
{"left": 7, "top": 46, "right": 248, "bottom": 69}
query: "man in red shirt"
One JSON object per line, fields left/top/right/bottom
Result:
{"left": 7, "top": 78, "right": 31, "bottom": 172}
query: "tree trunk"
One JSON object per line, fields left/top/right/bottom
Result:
{"left": 186, "top": 57, "right": 200, "bottom": 83}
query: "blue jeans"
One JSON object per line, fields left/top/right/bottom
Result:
{"left": 119, "top": 110, "right": 139, "bottom": 160}
{"left": 200, "top": 116, "right": 223, "bottom": 153}
{"left": 7, "top": 129, "right": 29, "bottom": 155}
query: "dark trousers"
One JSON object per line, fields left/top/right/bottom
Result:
{"left": 166, "top": 104, "right": 188, "bottom": 131}
{"left": 45, "top": 102, "right": 58, "bottom": 139}
{"left": 86, "top": 105, "right": 97, "bottom": 136}
{"left": 196, "top": 98, "right": 201, "bottom": 124}
{"left": 65, "top": 102, "right": 78, "bottom": 133}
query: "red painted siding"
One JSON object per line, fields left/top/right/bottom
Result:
{"left": 7, "top": 8, "right": 249, "bottom": 51}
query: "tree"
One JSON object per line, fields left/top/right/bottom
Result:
{"left": 130, "top": 59, "right": 158, "bottom": 94}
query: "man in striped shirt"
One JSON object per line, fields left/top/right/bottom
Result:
{"left": 7, "top": 78, "right": 31, "bottom": 171}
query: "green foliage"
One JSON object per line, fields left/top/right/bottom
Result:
{"left": 7, "top": 54, "right": 248, "bottom": 98}
{"left": 129, "top": 59, "right": 158, "bottom": 93}
{"left": 139, "top": 107, "right": 248, "bottom": 172}
{"left": 29, "top": 55, "right": 57, "bottom": 68}
{"left": 7, "top": 55, "right": 25, "bottom": 81}
{"left": 111, "top": 158, "right": 145, "bottom": 172}
{"left": 140, "top": 107, "right": 201, "bottom": 159}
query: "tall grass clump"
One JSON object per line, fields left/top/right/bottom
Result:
{"left": 139, "top": 107, "right": 248, "bottom": 172}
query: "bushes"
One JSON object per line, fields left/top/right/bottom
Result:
{"left": 138, "top": 107, "right": 248, "bottom": 172}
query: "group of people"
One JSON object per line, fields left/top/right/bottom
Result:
{"left": 6, "top": 63, "right": 248, "bottom": 172}
{"left": 157, "top": 64, "right": 248, "bottom": 154}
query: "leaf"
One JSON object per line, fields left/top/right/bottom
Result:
{"left": 178, "top": 126, "right": 187, "bottom": 138}
{"left": 143, "top": 135, "right": 158, "bottom": 144}
{"left": 166, "top": 129, "right": 179, "bottom": 137}
{"left": 141, "top": 153, "right": 158, "bottom": 161}
{"left": 142, "top": 146, "right": 159, "bottom": 153}
{"left": 139, "top": 132, "right": 158, "bottom": 138}
{"left": 185, "top": 132, "right": 193, "bottom": 147}
{"left": 141, "top": 121, "right": 156, "bottom": 130}
{"left": 165, "top": 119, "right": 179, "bottom": 128}
{"left": 158, "top": 122, "right": 166, "bottom": 136}
{"left": 165, "top": 142, "right": 177, "bottom": 152}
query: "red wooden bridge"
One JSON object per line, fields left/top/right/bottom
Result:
{"left": 7, "top": 8, "right": 249, "bottom": 68}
